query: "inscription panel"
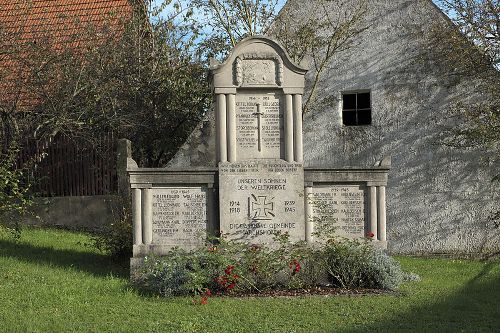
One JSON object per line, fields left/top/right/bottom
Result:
{"left": 310, "top": 185, "right": 367, "bottom": 239}
{"left": 236, "top": 91, "right": 283, "bottom": 159}
{"left": 219, "top": 161, "right": 304, "bottom": 243}
{"left": 151, "top": 187, "right": 208, "bottom": 248}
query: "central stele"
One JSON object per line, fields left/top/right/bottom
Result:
{"left": 211, "top": 36, "right": 308, "bottom": 243}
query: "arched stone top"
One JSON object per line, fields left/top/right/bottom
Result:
{"left": 210, "top": 36, "right": 308, "bottom": 94}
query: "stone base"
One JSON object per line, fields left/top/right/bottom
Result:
{"left": 130, "top": 257, "right": 145, "bottom": 282}
{"left": 372, "top": 240, "right": 388, "bottom": 250}
{"left": 133, "top": 244, "right": 202, "bottom": 257}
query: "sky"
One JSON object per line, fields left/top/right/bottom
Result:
{"left": 149, "top": 0, "right": 449, "bottom": 26}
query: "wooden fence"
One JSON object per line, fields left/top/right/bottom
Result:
{"left": 16, "top": 133, "right": 117, "bottom": 197}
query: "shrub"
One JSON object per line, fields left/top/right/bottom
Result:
{"left": 136, "top": 234, "right": 408, "bottom": 298}
{"left": 0, "top": 147, "right": 33, "bottom": 239}
{"left": 365, "top": 248, "right": 404, "bottom": 290}
{"left": 91, "top": 202, "right": 132, "bottom": 257}
{"left": 322, "top": 239, "right": 405, "bottom": 290}
{"left": 322, "top": 239, "right": 372, "bottom": 289}
{"left": 139, "top": 250, "right": 214, "bottom": 297}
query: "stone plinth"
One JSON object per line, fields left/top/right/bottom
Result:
{"left": 219, "top": 160, "right": 304, "bottom": 243}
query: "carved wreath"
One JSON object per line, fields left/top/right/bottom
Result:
{"left": 234, "top": 53, "right": 284, "bottom": 86}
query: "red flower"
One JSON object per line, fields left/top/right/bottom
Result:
{"left": 366, "top": 231, "right": 375, "bottom": 238}
{"left": 227, "top": 282, "right": 236, "bottom": 290}
{"left": 225, "top": 265, "right": 235, "bottom": 275}
{"left": 200, "top": 296, "right": 208, "bottom": 305}
{"left": 205, "top": 289, "right": 212, "bottom": 297}
{"left": 289, "top": 259, "right": 301, "bottom": 275}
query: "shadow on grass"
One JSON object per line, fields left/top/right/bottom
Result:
{"left": 346, "top": 262, "right": 500, "bottom": 333}
{"left": 0, "top": 239, "right": 129, "bottom": 279}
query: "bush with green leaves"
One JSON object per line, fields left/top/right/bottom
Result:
{"left": 322, "top": 238, "right": 404, "bottom": 290}
{"left": 139, "top": 250, "right": 217, "bottom": 297}
{"left": 136, "top": 233, "right": 410, "bottom": 297}
{"left": 0, "top": 148, "right": 33, "bottom": 238}
{"left": 91, "top": 202, "right": 132, "bottom": 257}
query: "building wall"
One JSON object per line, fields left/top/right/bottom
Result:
{"left": 168, "top": 0, "right": 500, "bottom": 254}
{"left": 298, "top": 0, "right": 499, "bottom": 254}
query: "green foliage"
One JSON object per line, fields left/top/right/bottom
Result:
{"left": 139, "top": 250, "right": 213, "bottom": 297}
{"left": 322, "top": 239, "right": 404, "bottom": 290}
{"left": 0, "top": 147, "right": 32, "bottom": 238}
{"left": 2, "top": 228, "right": 500, "bottom": 332}
{"left": 1, "top": 7, "right": 210, "bottom": 168}
{"left": 91, "top": 204, "right": 133, "bottom": 257}
{"left": 429, "top": 0, "right": 499, "bottom": 181}
{"left": 137, "top": 233, "right": 407, "bottom": 297}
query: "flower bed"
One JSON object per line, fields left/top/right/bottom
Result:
{"left": 136, "top": 233, "right": 408, "bottom": 304}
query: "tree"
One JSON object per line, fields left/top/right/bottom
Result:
{"left": 190, "top": 0, "right": 281, "bottom": 60}
{"left": 183, "top": 0, "right": 367, "bottom": 114}
{"left": 272, "top": 0, "right": 367, "bottom": 114}
{"left": 430, "top": 0, "right": 499, "bottom": 177}
{"left": 0, "top": 1, "right": 211, "bottom": 231}
{"left": 0, "top": 3, "right": 210, "bottom": 168}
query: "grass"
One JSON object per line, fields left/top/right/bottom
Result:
{"left": 0, "top": 227, "right": 499, "bottom": 333}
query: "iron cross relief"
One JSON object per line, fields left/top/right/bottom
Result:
{"left": 252, "top": 103, "right": 263, "bottom": 152}
{"left": 249, "top": 194, "right": 275, "bottom": 219}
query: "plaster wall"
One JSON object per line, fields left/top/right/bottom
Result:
{"left": 168, "top": 0, "right": 500, "bottom": 254}
{"left": 296, "top": 0, "right": 499, "bottom": 254}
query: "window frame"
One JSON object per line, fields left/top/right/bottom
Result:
{"left": 341, "top": 90, "right": 372, "bottom": 126}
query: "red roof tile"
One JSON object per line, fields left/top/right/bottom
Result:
{"left": 0, "top": 0, "right": 136, "bottom": 111}
{"left": 0, "top": 0, "right": 133, "bottom": 41}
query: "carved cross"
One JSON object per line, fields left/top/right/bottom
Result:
{"left": 252, "top": 103, "right": 263, "bottom": 152}
{"left": 250, "top": 194, "right": 275, "bottom": 218}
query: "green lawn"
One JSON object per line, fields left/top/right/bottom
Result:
{"left": 0, "top": 227, "right": 499, "bottom": 333}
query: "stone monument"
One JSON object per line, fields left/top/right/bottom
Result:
{"left": 210, "top": 36, "right": 308, "bottom": 243}
{"left": 127, "top": 36, "right": 390, "bottom": 275}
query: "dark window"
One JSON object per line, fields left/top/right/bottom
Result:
{"left": 342, "top": 92, "right": 371, "bottom": 126}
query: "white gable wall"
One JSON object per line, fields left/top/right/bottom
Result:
{"left": 299, "top": 0, "right": 499, "bottom": 254}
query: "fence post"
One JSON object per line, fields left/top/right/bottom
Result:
{"left": 116, "top": 139, "right": 132, "bottom": 199}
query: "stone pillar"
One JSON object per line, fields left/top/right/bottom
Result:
{"left": 206, "top": 185, "right": 216, "bottom": 237}
{"left": 284, "top": 94, "right": 294, "bottom": 162}
{"left": 378, "top": 186, "right": 387, "bottom": 242}
{"left": 116, "top": 139, "right": 132, "bottom": 198}
{"left": 226, "top": 94, "right": 237, "bottom": 162}
{"left": 132, "top": 188, "right": 142, "bottom": 245}
{"left": 142, "top": 188, "right": 153, "bottom": 245}
{"left": 216, "top": 94, "right": 227, "bottom": 163}
{"left": 304, "top": 185, "right": 314, "bottom": 244}
{"left": 369, "top": 186, "right": 378, "bottom": 240}
{"left": 293, "top": 94, "right": 303, "bottom": 163}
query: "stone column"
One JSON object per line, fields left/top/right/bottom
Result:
{"left": 132, "top": 188, "right": 142, "bottom": 245}
{"left": 216, "top": 94, "right": 227, "bottom": 163}
{"left": 369, "top": 186, "right": 378, "bottom": 240}
{"left": 293, "top": 94, "right": 303, "bottom": 163}
{"left": 116, "top": 139, "right": 132, "bottom": 198}
{"left": 206, "top": 185, "right": 216, "bottom": 237}
{"left": 142, "top": 188, "right": 153, "bottom": 245}
{"left": 378, "top": 186, "right": 387, "bottom": 242}
{"left": 284, "top": 94, "right": 294, "bottom": 162}
{"left": 304, "top": 185, "right": 314, "bottom": 244}
{"left": 226, "top": 94, "right": 237, "bottom": 162}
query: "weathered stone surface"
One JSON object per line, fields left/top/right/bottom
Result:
{"left": 309, "top": 185, "right": 367, "bottom": 239}
{"left": 288, "top": 0, "right": 499, "bottom": 254}
{"left": 219, "top": 160, "right": 305, "bottom": 243}
{"left": 151, "top": 187, "right": 208, "bottom": 248}
{"left": 236, "top": 90, "right": 283, "bottom": 159}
